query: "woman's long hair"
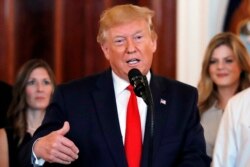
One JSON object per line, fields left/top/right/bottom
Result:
{"left": 198, "top": 32, "right": 250, "bottom": 113}
{"left": 7, "top": 59, "right": 56, "bottom": 145}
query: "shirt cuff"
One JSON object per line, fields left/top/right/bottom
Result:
{"left": 31, "top": 138, "right": 45, "bottom": 166}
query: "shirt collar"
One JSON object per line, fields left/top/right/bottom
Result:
{"left": 112, "top": 70, "right": 151, "bottom": 96}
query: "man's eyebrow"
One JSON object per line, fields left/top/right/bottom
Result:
{"left": 113, "top": 35, "right": 125, "bottom": 38}
{"left": 112, "top": 30, "right": 144, "bottom": 39}
{"left": 134, "top": 30, "right": 143, "bottom": 35}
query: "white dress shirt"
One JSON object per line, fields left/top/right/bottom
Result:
{"left": 212, "top": 87, "right": 250, "bottom": 167}
{"left": 112, "top": 71, "right": 149, "bottom": 143}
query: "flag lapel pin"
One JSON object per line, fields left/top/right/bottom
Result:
{"left": 160, "top": 98, "right": 166, "bottom": 105}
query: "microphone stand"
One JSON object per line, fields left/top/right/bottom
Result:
{"left": 129, "top": 69, "right": 154, "bottom": 167}
{"left": 143, "top": 76, "right": 154, "bottom": 167}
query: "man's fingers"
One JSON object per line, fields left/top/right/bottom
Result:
{"left": 48, "top": 148, "right": 77, "bottom": 163}
{"left": 47, "top": 153, "right": 72, "bottom": 165}
{"left": 55, "top": 139, "right": 79, "bottom": 160}
{"left": 60, "top": 137, "right": 79, "bottom": 154}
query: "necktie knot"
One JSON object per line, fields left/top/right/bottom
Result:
{"left": 127, "top": 85, "right": 134, "bottom": 92}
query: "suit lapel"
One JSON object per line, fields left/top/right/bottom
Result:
{"left": 91, "top": 70, "right": 171, "bottom": 167}
{"left": 92, "top": 70, "right": 127, "bottom": 167}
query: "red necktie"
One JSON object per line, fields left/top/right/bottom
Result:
{"left": 125, "top": 85, "right": 142, "bottom": 167}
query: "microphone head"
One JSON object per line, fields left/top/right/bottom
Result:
{"left": 128, "top": 68, "right": 143, "bottom": 85}
{"left": 128, "top": 68, "right": 146, "bottom": 98}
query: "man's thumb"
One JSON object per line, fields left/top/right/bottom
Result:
{"left": 56, "top": 121, "right": 70, "bottom": 136}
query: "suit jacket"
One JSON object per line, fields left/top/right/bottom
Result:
{"left": 19, "top": 69, "right": 211, "bottom": 167}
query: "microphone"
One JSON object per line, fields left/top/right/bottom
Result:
{"left": 128, "top": 68, "right": 151, "bottom": 105}
{"left": 128, "top": 68, "right": 154, "bottom": 167}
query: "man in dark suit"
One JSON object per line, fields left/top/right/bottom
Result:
{"left": 23, "top": 4, "right": 210, "bottom": 167}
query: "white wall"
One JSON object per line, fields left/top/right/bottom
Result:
{"left": 176, "top": 0, "right": 229, "bottom": 87}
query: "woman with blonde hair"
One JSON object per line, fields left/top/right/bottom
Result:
{"left": 0, "top": 59, "right": 56, "bottom": 167}
{"left": 198, "top": 32, "right": 250, "bottom": 158}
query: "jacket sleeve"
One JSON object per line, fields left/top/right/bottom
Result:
{"left": 177, "top": 88, "right": 211, "bottom": 167}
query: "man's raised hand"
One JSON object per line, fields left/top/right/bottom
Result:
{"left": 34, "top": 121, "right": 79, "bottom": 164}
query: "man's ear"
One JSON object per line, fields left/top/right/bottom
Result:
{"left": 152, "top": 37, "right": 157, "bottom": 53}
{"left": 101, "top": 43, "right": 110, "bottom": 60}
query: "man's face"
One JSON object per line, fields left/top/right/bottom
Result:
{"left": 101, "top": 19, "right": 157, "bottom": 81}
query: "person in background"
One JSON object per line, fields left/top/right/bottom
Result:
{"left": 0, "top": 59, "right": 56, "bottom": 167}
{"left": 0, "top": 81, "right": 12, "bottom": 128}
{"left": 197, "top": 32, "right": 250, "bottom": 158}
{"left": 21, "top": 4, "right": 210, "bottom": 167}
{"left": 212, "top": 87, "right": 250, "bottom": 167}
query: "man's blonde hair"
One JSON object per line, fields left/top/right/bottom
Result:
{"left": 97, "top": 4, "right": 157, "bottom": 44}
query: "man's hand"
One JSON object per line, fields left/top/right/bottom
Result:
{"left": 33, "top": 121, "right": 79, "bottom": 164}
